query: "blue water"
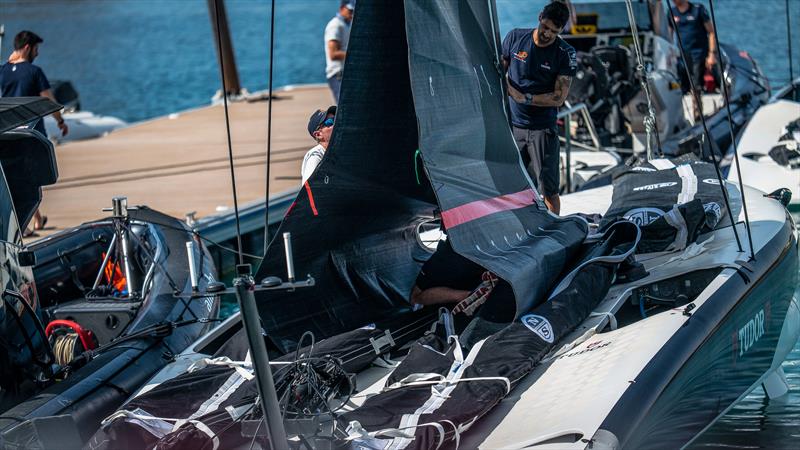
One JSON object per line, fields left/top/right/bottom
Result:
{"left": 2, "top": 0, "right": 800, "bottom": 447}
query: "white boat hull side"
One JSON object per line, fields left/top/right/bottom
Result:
{"left": 729, "top": 100, "right": 800, "bottom": 206}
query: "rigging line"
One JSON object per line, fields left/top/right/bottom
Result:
{"left": 707, "top": 0, "right": 755, "bottom": 261}
{"left": 623, "top": 0, "right": 660, "bottom": 159}
{"left": 212, "top": 0, "right": 244, "bottom": 266}
{"left": 663, "top": 0, "right": 743, "bottom": 254}
{"left": 786, "top": 0, "right": 796, "bottom": 100}
{"left": 264, "top": 0, "right": 276, "bottom": 257}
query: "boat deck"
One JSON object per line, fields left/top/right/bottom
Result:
{"left": 31, "top": 84, "right": 332, "bottom": 240}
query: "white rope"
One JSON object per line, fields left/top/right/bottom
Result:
{"left": 624, "top": 0, "right": 659, "bottom": 160}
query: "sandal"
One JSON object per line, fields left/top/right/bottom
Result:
{"left": 34, "top": 215, "right": 48, "bottom": 230}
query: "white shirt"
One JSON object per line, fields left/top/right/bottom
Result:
{"left": 301, "top": 144, "right": 326, "bottom": 184}
{"left": 324, "top": 14, "right": 351, "bottom": 79}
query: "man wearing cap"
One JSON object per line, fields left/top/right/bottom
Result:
{"left": 324, "top": 1, "right": 355, "bottom": 103}
{"left": 301, "top": 106, "right": 336, "bottom": 184}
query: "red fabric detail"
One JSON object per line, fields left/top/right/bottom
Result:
{"left": 441, "top": 190, "right": 537, "bottom": 229}
{"left": 304, "top": 182, "right": 319, "bottom": 216}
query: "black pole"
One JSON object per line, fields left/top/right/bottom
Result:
{"left": 264, "top": 0, "right": 276, "bottom": 256}
{"left": 708, "top": 0, "right": 755, "bottom": 261}
{"left": 207, "top": 0, "right": 242, "bottom": 95}
{"left": 786, "top": 0, "right": 796, "bottom": 101}
{"left": 211, "top": 0, "right": 245, "bottom": 266}
{"left": 234, "top": 266, "right": 289, "bottom": 450}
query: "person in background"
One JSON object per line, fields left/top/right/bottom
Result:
{"left": 502, "top": 1, "right": 576, "bottom": 215}
{"left": 301, "top": 106, "right": 336, "bottom": 184}
{"left": 0, "top": 30, "right": 69, "bottom": 235}
{"left": 668, "top": 0, "right": 717, "bottom": 120}
{"left": 324, "top": 0, "right": 355, "bottom": 103}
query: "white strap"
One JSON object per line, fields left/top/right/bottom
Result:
{"left": 590, "top": 310, "right": 618, "bottom": 330}
{"left": 649, "top": 158, "right": 675, "bottom": 170}
{"left": 676, "top": 163, "right": 698, "bottom": 204}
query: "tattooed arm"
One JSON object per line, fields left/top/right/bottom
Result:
{"left": 506, "top": 74, "right": 573, "bottom": 107}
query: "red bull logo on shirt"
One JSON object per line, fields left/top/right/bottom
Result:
{"left": 513, "top": 50, "right": 528, "bottom": 62}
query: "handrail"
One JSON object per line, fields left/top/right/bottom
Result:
{"left": 559, "top": 102, "right": 602, "bottom": 150}
{"left": 558, "top": 102, "right": 604, "bottom": 193}
{"left": 768, "top": 76, "right": 800, "bottom": 103}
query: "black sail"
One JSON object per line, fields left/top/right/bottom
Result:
{"left": 253, "top": 1, "right": 435, "bottom": 352}
{"left": 404, "top": 0, "right": 587, "bottom": 315}
{"left": 255, "top": 0, "right": 588, "bottom": 352}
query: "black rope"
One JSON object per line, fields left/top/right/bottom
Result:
{"left": 787, "top": 0, "right": 796, "bottom": 101}
{"left": 664, "top": 0, "right": 743, "bottom": 254}
{"left": 212, "top": 0, "right": 244, "bottom": 266}
{"left": 264, "top": 0, "right": 276, "bottom": 257}
{"left": 708, "top": 0, "right": 755, "bottom": 261}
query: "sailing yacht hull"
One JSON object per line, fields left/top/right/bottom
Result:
{"left": 595, "top": 220, "right": 797, "bottom": 450}
{"left": 463, "top": 186, "right": 798, "bottom": 450}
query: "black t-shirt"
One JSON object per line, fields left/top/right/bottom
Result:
{"left": 415, "top": 239, "right": 484, "bottom": 292}
{"left": 0, "top": 62, "right": 51, "bottom": 136}
{"left": 502, "top": 29, "right": 577, "bottom": 130}
{"left": 668, "top": 2, "right": 710, "bottom": 60}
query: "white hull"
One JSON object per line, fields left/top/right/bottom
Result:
{"left": 44, "top": 111, "right": 126, "bottom": 143}
{"left": 728, "top": 100, "right": 800, "bottom": 207}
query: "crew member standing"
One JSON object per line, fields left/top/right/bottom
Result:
{"left": 324, "top": 1, "right": 355, "bottom": 103}
{"left": 502, "top": 1, "right": 576, "bottom": 215}
{"left": 0, "top": 30, "right": 68, "bottom": 234}
{"left": 668, "top": 0, "right": 717, "bottom": 120}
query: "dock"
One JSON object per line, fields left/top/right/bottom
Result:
{"left": 34, "top": 84, "right": 332, "bottom": 238}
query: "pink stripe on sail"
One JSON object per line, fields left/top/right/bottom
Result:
{"left": 441, "top": 189, "right": 538, "bottom": 228}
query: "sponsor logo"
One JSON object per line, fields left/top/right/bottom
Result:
{"left": 540, "top": 61, "right": 551, "bottom": 71}
{"left": 558, "top": 340, "right": 611, "bottom": 359}
{"left": 513, "top": 51, "right": 528, "bottom": 62}
{"left": 632, "top": 181, "right": 678, "bottom": 191}
{"left": 737, "top": 308, "right": 766, "bottom": 357}
{"left": 630, "top": 166, "right": 656, "bottom": 172}
{"left": 521, "top": 314, "right": 554, "bottom": 343}
{"left": 702, "top": 178, "right": 721, "bottom": 185}
{"left": 568, "top": 48, "right": 577, "bottom": 69}
{"left": 623, "top": 207, "right": 665, "bottom": 226}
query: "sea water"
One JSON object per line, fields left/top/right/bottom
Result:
{"left": 2, "top": 0, "right": 800, "bottom": 447}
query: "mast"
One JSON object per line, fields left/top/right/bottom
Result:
{"left": 206, "top": 0, "right": 242, "bottom": 96}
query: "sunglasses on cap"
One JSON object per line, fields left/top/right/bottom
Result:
{"left": 318, "top": 117, "right": 335, "bottom": 130}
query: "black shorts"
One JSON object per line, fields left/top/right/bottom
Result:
{"left": 679, "top": 53, "right": 705, "bottom": 94}
{"left": 513, "top": 126, "right": 560, "bottom": 197}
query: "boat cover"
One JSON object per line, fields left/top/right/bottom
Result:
{"left": 600, "top": 158, "right": 727, "bottom": 253}
{"left": 767, "top": 117, "right": 800, "bottom": 167}
{"left": 253, "top": 0, "right": 588, "bottom": 354}
{"left": 341, "top": 221, "right": 639, "bottom": 449}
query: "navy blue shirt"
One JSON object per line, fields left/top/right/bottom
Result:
{"left": 0, "top": 62, "right": 51, "bottom": 135}
{"left": 502, "top": 28, "right": 576, "bottom": 130}
{"left": 669, "top": 2, "right": 710, "bottom": 60}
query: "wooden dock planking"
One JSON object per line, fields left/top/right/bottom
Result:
{"left": 35, "top": 85, "right": 332, "bottom": 237}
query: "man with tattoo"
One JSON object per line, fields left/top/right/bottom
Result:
{"left": 502, "top": 1, "right": 576, "bottom": 214}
